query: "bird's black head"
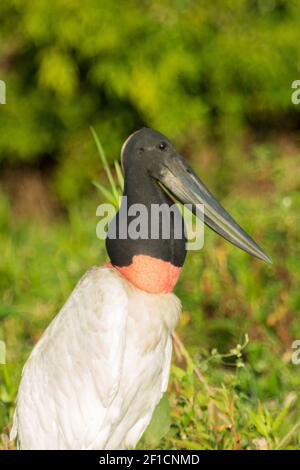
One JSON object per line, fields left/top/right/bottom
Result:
{"left": 107, "top": 128, "right": 187, "bottom": 293}
{"left": 106, "top": 127, "right": 271, "bottom": 294}
{"left": 121, "top": 128, "right": 175, "bottom": 176}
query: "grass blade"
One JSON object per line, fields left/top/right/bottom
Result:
{"left": 92, "top": 180, "right": 116, "bottom": 206}
{"left": 90, "top": 127, "right": 119, "bottom": 203}
{"left": 114, "top": 160, "right": 124, "bottom": 192}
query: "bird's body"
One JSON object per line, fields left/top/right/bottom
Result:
{"left": 12, "top": 266, "right": 180, "bottom": 449}
{"left": 12, "top": 127, "right": 270, "bottom": 449}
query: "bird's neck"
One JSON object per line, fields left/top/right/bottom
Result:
{"left": 123, "top": 163, "right": 166, "bottom": 204}
{"left": 105, "top": 169, "right": 186, "bottom": 293}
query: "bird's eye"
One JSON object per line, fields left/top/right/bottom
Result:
{"left": 158, "top": 141, "right": 168, "bottom": 151}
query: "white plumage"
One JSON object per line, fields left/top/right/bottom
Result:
{"left": 11, "top": 266, "right": 181, "bottom": 449}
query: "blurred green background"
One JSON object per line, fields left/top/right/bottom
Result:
{"left": 1, "top": 0, "right": 300, "bottom": 450}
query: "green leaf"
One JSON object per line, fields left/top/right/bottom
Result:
{"left": 92, "top": 180, "right": 116, "bottom": 205}
{"left": 273, "top": 401, "right": 294, "bottom": 433}
{"left": 91, "top": 127, "right": 119, "bottom": 204}
{"left": 114, "top": 160, "right": 124, "bottom": 192}
{"left": 140, "top": 394, "right": 171, "bottom": 448}
{"left": 248, "top": 408, "right": 269, "bottom": 438}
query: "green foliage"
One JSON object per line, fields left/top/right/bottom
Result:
{"left": 1, "top": 0, "right": 300, "bottom": 204}
{"left": 162, "top": 338, "right": 300, "bottom": 450}
{"left": 139, "top": 394, "right": 171, "bottom": 449}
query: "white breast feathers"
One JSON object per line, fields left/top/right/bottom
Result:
{"left": 11, "top": 266, "right": 181, "bottom": 449}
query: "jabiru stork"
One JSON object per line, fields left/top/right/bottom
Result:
{"left": 11, "top": 128, "right": 270, "bottom": 449}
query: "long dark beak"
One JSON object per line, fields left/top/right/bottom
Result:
{"left": 156, "top": 153, "right": 271, "bottom": 263}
